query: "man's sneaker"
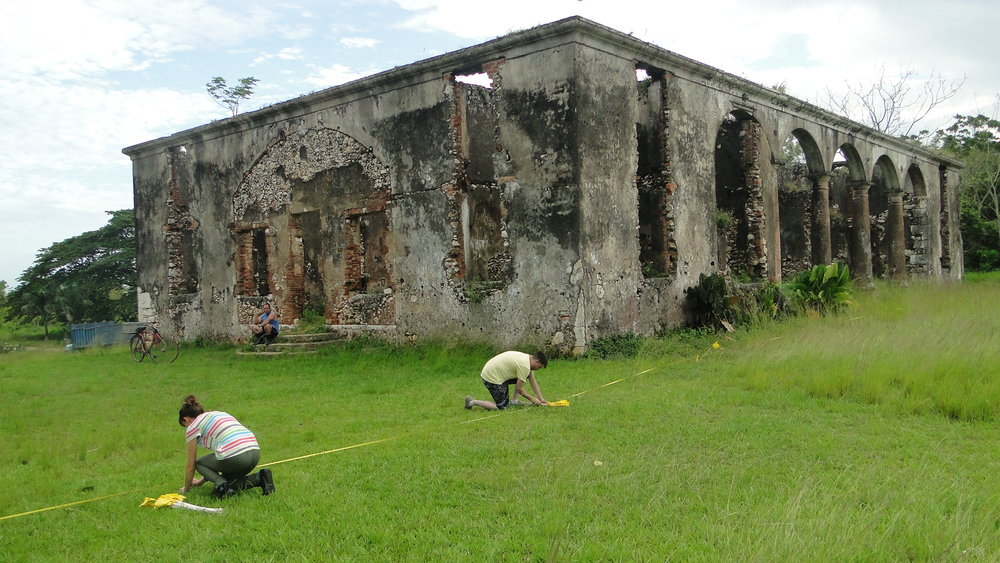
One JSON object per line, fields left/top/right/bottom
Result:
{"left": 259, "top": 468, "right": 275, "bottom": 496}
{"left": 510, "top": 399, "right": 523, "bottom": 406}
{"left": 464, "top": 396, "right": 474, "bottom": 409}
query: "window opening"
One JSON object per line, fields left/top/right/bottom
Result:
{"left": 454, "top": 72, "right": 492, "bottom": 89}
{"left": 251, "top": 228, "right": 269, "bottom": 296}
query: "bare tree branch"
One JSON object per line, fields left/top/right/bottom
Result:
{"left": 823, "top": 66, "right": 965, "bottom": 139}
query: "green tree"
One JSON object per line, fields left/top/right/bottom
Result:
{"left": 15, "top": 282, "right": 59, "bottom": 339}
{"left": 206, "top": 76, "right": 260, "bottom": 116}
{"left": 0, "top": 280, "right": 8, "bottom": 323}
{"left": 933, "top": 114, "right": 1000, "bottom": 270}
{"left": 9, "top": 209, "right": 137, "bottom": 329}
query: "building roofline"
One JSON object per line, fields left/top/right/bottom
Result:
{"left": 122, "top": 16, "right": 961, "bottom": 169}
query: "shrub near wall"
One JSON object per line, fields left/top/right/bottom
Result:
{"left": 683, "top": 264, "right": 852, "bottom": 333}
{"left": 787, "top": 263, "right": 852, "bottom": 314}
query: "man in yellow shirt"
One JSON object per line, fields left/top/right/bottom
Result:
{"left": 465, "top": 350, "right": 547, "bottom": 410}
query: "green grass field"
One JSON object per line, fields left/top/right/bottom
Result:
{"left": 2, "top": 277, "right": 1000, "bottom": 561}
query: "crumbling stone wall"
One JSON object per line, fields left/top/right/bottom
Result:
{"left": 715, "top": 115, "right": 769, "bottom": 280}
{"left": 938, "top": 167, "right": 953, "bottom": 274}
{"left": 778, "top": 180, "right": 812, "bottom": 278}
{"left": 445, "top": 68, "right": 513, "bottom": 302}
{"left": 124, "top": 17, "right": 964, "bottom": 348}
{"left": 636, "top": 70, "right": 677, "bottom": 280}
{"left": 233, "top": 127, "right": 391, "bottom": 221}
{"left": 165, "top": 147, "right": 199, "bottom": 295}
{"left": 904, "top": 192, "right": 929, "bottom": 275}
{"left": 232, "top": 126, "right": 393, "bottom": 325}
{"left": 829, "top": 167, "right": 852, "bottom": 265}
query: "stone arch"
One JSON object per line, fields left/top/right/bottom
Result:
{"left": 777, "top": 128, "right": 830, "bottom": 277}
{"left": 791, "top": 129, "right": 828, "bottom": 175}
{"left": 903, "top": 164, "right": 930, "bottom": 274}
{"left": 836, "top": 144, "right": 867, "bottom": 181}
{"left": 831, "top": 143, "right": 872, "bottom": 282}
{"left": 714, "top": 110, "right": 777, "bottom": 281}
{"left": 871, "top": 155, "right": 903, "bottom": 279}
{"left": 234, "top": 127, "right": 391, "bottom": 222}
{"left": 905, "top": 165, "right": 927, "bottom": 197}
{"left": 232, "top": 127, "right": 395, "bottom": 325}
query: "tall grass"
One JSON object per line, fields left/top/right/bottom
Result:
{"left": 1, "top": 279, "right": 1000, "bottom": 560}
{"left": 735, "top": 279, "right": 1000, "bottom": 420}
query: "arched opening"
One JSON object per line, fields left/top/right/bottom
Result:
{"left": 777, "top": 129, "right": 829, "bottom": 277}
{"left": 830, "top": 144, "right": 871, "bottom": 281}
{"left": 870, "top": 155, "right": 902, "bottom": 279}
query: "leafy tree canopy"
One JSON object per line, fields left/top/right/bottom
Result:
{"left": 933, "top": 114, "right": 1000, "bottom": 155}
{"left": 934, "top": 113, "right": 1000, "bottom": 270}
{"left": 0, "top": 280, "right": 8, "bottom": 324}
{"left": 206, "top": 76, "right": 260, "bottom": 116}
{"left": 9, "top": 209, "right": 136, "bottom": 331}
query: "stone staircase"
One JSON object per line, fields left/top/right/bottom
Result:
{"left": 235, "top": 325, "right": 396, "bottom": 356}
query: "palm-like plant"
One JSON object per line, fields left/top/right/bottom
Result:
{"left": 787, "top": 263, "right": 852, "bottom": 314}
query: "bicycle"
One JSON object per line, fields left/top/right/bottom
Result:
{"left": 130, "top": 323, "right": 180, "bottom": 363}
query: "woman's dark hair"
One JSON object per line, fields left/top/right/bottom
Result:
{"left": 178, "top": 394, "right": 205, "bottom": 426}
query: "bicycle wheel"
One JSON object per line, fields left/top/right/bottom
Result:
{"left": 148, "top": 338, "right": 180, "bottom": 363}
{"left": 130, "top": 334, "right": 146, "bottom": 362}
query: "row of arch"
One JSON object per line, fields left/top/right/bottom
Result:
{"left": 711, "top": 109, "right": 949, "bottom": 284}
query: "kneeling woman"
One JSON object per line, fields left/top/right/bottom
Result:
{"left": 178, "top": 395, "right": 275, "bottom": 498}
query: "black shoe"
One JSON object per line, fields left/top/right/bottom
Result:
{"left": 259, "top": 468, "right": 275, "bottom": 496}
{"left": 212, "top": 482, "right": 235, "bottom": 499}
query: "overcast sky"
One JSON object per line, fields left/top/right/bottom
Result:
{"left": 2, "top": 0, "right": 997, "bottom": 289}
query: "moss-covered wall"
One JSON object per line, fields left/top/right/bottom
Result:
{"left": 125, "top": 17, "right": 964, "bottom": 348}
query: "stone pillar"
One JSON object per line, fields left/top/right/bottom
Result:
{"left": 887, "top": 191, "right": 907, "bottom": 281}
{"left": 810, "top": 174, "right": 832, "bottom": 265}
{"left": 848, "top": 181, "right": 873, "bottom": 283}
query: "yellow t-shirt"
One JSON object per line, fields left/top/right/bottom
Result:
{"left": 480, "top": 351, "right": 531, "bottom": 385}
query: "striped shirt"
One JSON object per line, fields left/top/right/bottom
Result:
{"left": 185, "top": 411, "right": 260, "bottom": 460}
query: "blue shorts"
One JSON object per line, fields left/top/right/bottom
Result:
{"left": 482, "top": 378, "right": 518, "bottom": 409}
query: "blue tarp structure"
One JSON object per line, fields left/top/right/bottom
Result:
{"left": 69, "top": 322, "right": 146, "bottom": 349}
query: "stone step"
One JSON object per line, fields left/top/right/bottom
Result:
{"left": 237, "top": 325, "right": 396, "bottom": 356}
{"left": 276, "top": 332, "right": 345, "bottom": 343}
{"left": 234, "top": 349, "right": 317, "bottom": 357}
{"left": 264, "top": 340, "right": 330, "bottom": 352}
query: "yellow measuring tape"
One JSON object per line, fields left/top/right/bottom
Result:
{"left": 2, "top": 345, "right": 719, "bottom": 521}
{"left": 0, "top": 488, "right": 150, "bottom": 521}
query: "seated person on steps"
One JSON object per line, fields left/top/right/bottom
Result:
{"left": 249, "top": 302, "right": 279, "bottom": 343}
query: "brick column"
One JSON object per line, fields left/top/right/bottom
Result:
{"left": 848, "top": 181, "right": 873, "bottom": 283}
{"left": 887, "top": 191, "right": 907, "bottom": 281}
{"left": 810, "top": 174, "right": 832, "bottom": 265}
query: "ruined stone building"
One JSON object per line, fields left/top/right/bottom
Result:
{"left": 123, "top": 17, "right": 963, "bottom": 354}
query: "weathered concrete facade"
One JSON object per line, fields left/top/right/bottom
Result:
{"left": 124, "top": 17, "right": 963, "bottom": 353}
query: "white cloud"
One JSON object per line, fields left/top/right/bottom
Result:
{"left": 0, "top": 72, "right": 220, "bottom": 285}
{"left": 0, "top": 1, "right": 283, "bottom": 81}
{"left": 392, "top": 0, "right": 581, "bottom": 38}
{"left": 253, "top": 47, "right": 305, "bottom": 65}
{"left": 0, "top": 75, "right": 217, "bottom": 174}
{"left": 304, "top": 63, "right": 374, "bottom": 88}
{"left": 340, "top": 37, "right": 379, "bottom": 48}
{"left": 389, "top": 0, "right": 999, "bottom": 122}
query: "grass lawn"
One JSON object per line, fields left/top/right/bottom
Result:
{"left": 2, "top": 278, "right": 1000, "bottom": 560}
